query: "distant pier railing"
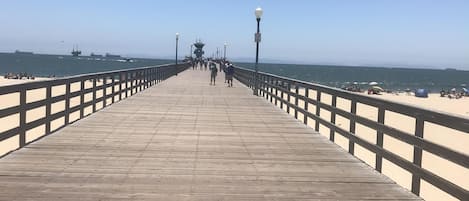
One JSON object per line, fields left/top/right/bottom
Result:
{"left": 234, "top": 66, "right": 468, "bottom": 201}
{"left": 0, "top": 63, "right": 189, "bottom": 157}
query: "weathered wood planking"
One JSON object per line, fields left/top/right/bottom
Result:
{"left": 0, "top": 68, "right": 421, "bottom": 200}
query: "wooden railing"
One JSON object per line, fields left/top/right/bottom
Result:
{"left": 234, "top": 66, "right": 468, "bottom": 201}
{"left": 0, "top": 63, "right": 189, "bottom": 157}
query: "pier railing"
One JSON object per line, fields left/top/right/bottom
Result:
{"left": 0, "top": 63, "right": 189, "bottom": 157}
{"left": 234, "top": 66, "right": 468, "bottom": 201}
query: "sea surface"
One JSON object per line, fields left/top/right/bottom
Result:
{"left": 1, "top": 53, "right": 467, "bottom": 92}
{"left": 0, "top": 53, "right": 172, "bottom": 77}
{"left": 235, "top": 62, "right": 469, "bottom": 92}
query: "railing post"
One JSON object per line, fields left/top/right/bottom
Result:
{"left": 275, "top": 79, "right": 279, "bottom": 106}
{"left": 280, "top": 81, "right": 284, "bottom": 109}
{"left": 294, "top": 85, "right": 299, "bottom": 119}
{"left": 330, "top": 95, "right": 337, "bottom": 142}
{"left": 103, "top": 76, "right": 107, "bottom": 107}
{"left": 315, "top": 91, "right": 321, "bottom": 131}
{"left": 376, "top": 107, "right": 385, "bottom": 172}
{"left": 92, "top": 78, "right": 97, "bottom": 113}
{"left": 139, "top": 71, "right": 143, "bottom": 91}
{"left": 119, "top": 73, "right": 123, "bottom": 100}
{"left": 411, "top": 115, "right": 424, "bottom": 196}
{"left": 349, "top": 100, "right": 357, "bottom": 155}
{"left": 270, "top": 77, "right": 274, "bottom": 103}
{"left": 287, "top": 83, "right": 291, "bottom": 113}
{"left": 46, "top": 86, "right": 52, "bottom": 134}
{"left": 304, "top": 88, "right": 309, "bottom": 124}
{"left": 80, "top": 80, "right": 85, "bottom": 118}
{"left": 262, "top": 75, "right": 266, "bottom": 97}
{"left": 130, "top": 72, "right": 134, "bottom": 96}
{"left": 19, "top": 88, "right": 26, "bottom": 148}
{"left": 64, "top": 82, "right": 70, "bottom": 125}
{"left": 111, "top": 75, "right": 115, "bottom": 104}
{"left": 125, "top": 73, "right": 129, "bottom": 98}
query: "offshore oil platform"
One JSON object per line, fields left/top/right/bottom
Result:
{"left": 193, "top": 39, "right": 205, "bottom": 61}
{"left": 71, "top": 45, "right": 81, "bottom": 57}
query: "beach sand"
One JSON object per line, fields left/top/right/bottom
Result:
{"left": 1, "top": 77, "right": 467, "bottom": 201}
{"left": 281, "top": 89, "right": 468, "bottom": 201}
{"left": 1, "top": 77, "right": 118, "bottom": 156}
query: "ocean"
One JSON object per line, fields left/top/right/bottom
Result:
{"left": 0, "top": 53, "right": 467, "bottom": 92}
{"left": 0, "top": 53, "right": 172, "bottom": 77}
{"left": 234, "top": 62, "right": 469, "bottom": 92}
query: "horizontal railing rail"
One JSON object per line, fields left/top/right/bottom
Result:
{"left": 0, "top": 63, "right": 189, "bottom": 157}
{"left": 234, "top": 66, "right": 468, "bottom": 201}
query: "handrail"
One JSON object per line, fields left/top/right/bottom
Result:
{"left": 233, "top": 66, "right": 468, "bottom": 201}
{"left": 0, "top": 63, "right": 190, "bottom": 157}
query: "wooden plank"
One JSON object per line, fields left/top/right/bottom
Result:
{"left": 0, "top": 68, "right": 421, "bottom": 200}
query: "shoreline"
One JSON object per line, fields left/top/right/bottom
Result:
{"left": 0, "top": 77, "right": 53, "bottom": 87}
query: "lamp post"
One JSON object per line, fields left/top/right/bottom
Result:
{"left": 175, "top": 33, "right": 179, "bottom": 66}
{"left": 224, "top": 42, "right": 227, "bottom": 61}
{"left": 190, "top": 44, "right": 193, "bottom": 59}
{"left": 254, "top": 7, "right": 263, "bottom": 95}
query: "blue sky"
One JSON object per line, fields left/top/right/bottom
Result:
{"left": 0, "top": 0, "right": 468, "bottom": 69}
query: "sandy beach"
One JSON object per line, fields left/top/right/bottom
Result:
{"left": 0, "top": 77, "right": 467, "bottom": 201}
{"left": 284, "top": 89, "right": 469, "bottom": 201}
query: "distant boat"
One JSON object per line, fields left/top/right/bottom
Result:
{"left": 90, "top": 53, "right": 103, "bottom": 57}
{"left": 445, "top": 68, "right": 458, "bottom": 71}
{"left": 14, "top": 50, "right": 34, "bottom": 55}
{"left": 105, "top": 53, "right": 121, "bottom": 58}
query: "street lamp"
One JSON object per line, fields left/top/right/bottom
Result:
{"left": 190, "top": 44, "right": 193, "bottom": 59}
{"left": 254, "top": 7, "right": 263, "bottom": 95}
{"left": 224, "top": 42, "right": 227, "bottom": 61}
{"left": 175, "top": 33, "right": 179, "bottom": 66}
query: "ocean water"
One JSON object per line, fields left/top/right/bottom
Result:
{"left": 0, "top": 53, "right": 172, "bottom": 77}
{"left": 235, "top": 62, "right": 469, "bottom": 92}
{"left": 1, "top": 53, "right": 467, "bottom": 92}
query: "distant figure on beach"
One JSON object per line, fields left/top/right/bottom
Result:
{"left": 209, "top": 62, "right": 217, "bottom": 85}
{"left": 225, "top": 63, "right": 234, "bottom": 87}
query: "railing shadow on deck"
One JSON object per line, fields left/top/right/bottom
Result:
{"left": 0, "top": 63, "right": 189, "bottom": 157}
{"left": 234, "top": 66, "right": 468, "bottom": 201}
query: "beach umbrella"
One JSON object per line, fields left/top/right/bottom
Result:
{"left": 415, "top": 89, "right": 428, "bottom": 98}
{"left": 369, "top": 81, "right": 378, "bottom": 86}
{"left": 371, "top": 86, "right": 384, "bottom": 91}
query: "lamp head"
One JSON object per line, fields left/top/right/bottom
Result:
{"left": 176, "top": 33, "right": 179, "bottom": 39}
{"left": 255, "top": 7, "right": 263, "bottom": 19}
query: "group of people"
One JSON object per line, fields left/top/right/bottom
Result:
{"left": 3, "top": 72, "right": 36, "bottom": 80}
{"left": 208, "top": 60, "right": 234, "bottom": 87}
{"left": 192, "top": 59, "right": 209, "bottom": 71}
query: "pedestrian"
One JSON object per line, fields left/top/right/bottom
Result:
{"left": 226, "top": 63, "right": 234, "bottom": 87}
{"left": 209, "top": 62, "right": 218, "bottom": 85}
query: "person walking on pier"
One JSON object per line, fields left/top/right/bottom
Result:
{"left": 209, "top": 62, "right": 218, "bottom": 85}
{"left": 225, "top": 63, "right": 234, "bottom": 87}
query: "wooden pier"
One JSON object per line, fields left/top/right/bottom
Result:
{"left": 0, "top": 68, "right": 421, "bottom": 200}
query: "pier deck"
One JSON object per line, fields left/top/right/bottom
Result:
{"left": 0, "top": 69, "right": 421, "bottom": 200}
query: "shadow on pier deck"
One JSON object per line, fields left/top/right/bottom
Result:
{"left": 0, "top": 68, "right": 421, "bottom": 200}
